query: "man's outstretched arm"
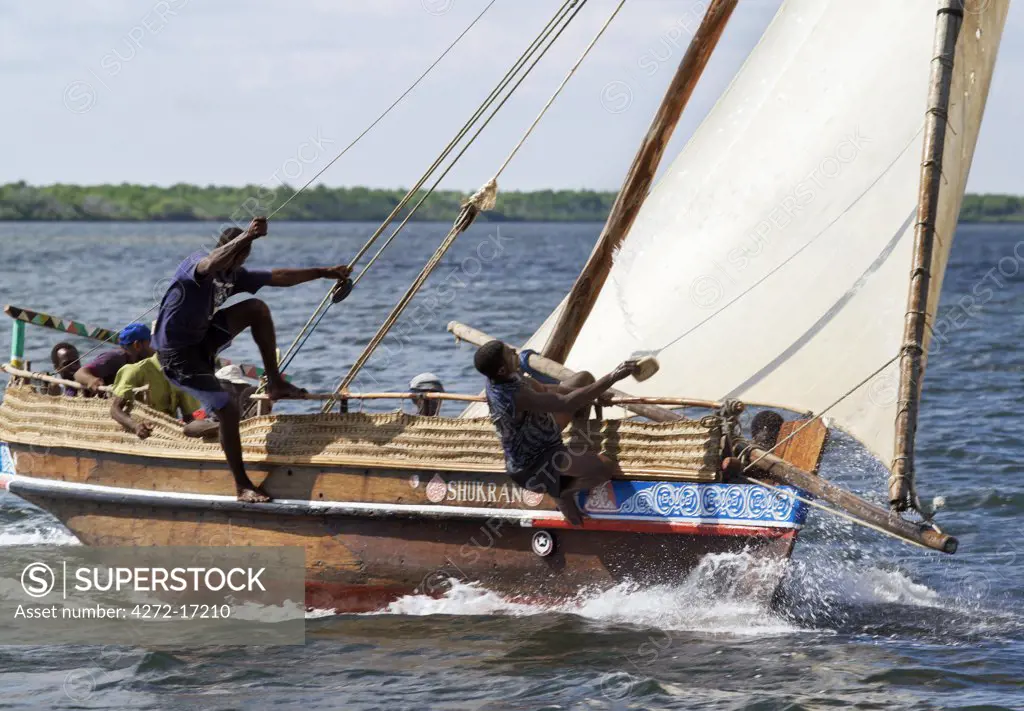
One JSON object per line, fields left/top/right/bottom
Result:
{"left": 514, "top": 361, "right": 637, "bottom": 414}
{"left": 268, "top": 264, "right": 351, "bottom": 288}
{"left": 74, "top": 366, "right": 104, "bottom": 393}
{"left": 197, "top": 217, "right": 267, "bottom": 277}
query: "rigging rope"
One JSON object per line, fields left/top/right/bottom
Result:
{"left": 267, "top": 0, "right": 500, "bottom": 220}
{"left": 350, "top": 0, "right": 616, "bottom": 286}
{"left": 275, "top": 0, "right": 585, "bottom": 377}
{"left": 320, "top": 0, "right": 626, "bottom": 411}
{"left": 737, "top": 355, "right": 899, "bottom": 476}
{"left": 491, "top": 0, "right": 628, "bottom": 178}
{"left": 726, "top": 353, "right": 942, "bottom": 550}
{"left": 58, "top": 4, "right": 497, "bottom": 381}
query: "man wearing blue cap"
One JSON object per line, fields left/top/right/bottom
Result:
{"left": 108, "top": 352, "right": 205, "bottom": 440}
{"left": 153, "top": 216, "right": 351, "bottom": 503}
{"left": 74, "top": 323, "right": 155, "bottom": 393}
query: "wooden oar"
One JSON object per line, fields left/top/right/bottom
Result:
{"left": 3, "top": 304, "right": 286, "bottom": 382}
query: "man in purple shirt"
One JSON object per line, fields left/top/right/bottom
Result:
{"left": 74, "top": 323, "right": 155, "bottom": 393}
{"left": 153, "top": 216, "right": 351, "bottom": 503}
{"left": 50, "top": 342, "right": 81, "bottom": 397}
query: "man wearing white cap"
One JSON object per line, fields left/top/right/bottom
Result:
{"left": 409, "top": 372, "right": 444, "bottom": 417}
{"left": 214, "top": 364, "right": 271, "bottom": 417}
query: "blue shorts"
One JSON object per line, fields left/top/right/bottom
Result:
{"left": 159, "top": 311, "right": 234, "bottom": 413}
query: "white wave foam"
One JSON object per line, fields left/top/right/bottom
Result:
{"left": 381, "top": 580, "right": 541, "bottom": 617}
{"left": 373, "top": 552, "right": 805, "bottom": 636}
{"left": 305, "top": 607, "right": 339, "bottom": 620}
{"left": 560, "top": 582, "right": 803, "bottom": 636}
{"left": 369, "top": 546, "right": 953, "bottom": 637}
{"left": 842, "top": 566, "right": 941, "bottom": 607}
{"left": 227, "top": 598, "right": 307, "bottom": 623}
{"left": 0, "top": 524, "right": 79, "bottom": 547}
{"left": 782, "top": 551, "right": 942, "bottom": 611}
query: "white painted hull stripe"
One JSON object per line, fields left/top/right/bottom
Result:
{"left": 0, "top": 472, "right": 801, "bottom": 531}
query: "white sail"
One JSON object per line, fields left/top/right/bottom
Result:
{"left": 521, "top": 0, "right": 1008, "bottom": 468}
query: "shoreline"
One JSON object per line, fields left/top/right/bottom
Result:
{"left": 2, "top": 184, "right": 1021, "bottom": 224}
{"left": 0, "top": 218, "right": 1021, "bottom": 225}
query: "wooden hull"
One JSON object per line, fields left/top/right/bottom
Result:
{"left": 0, "top": 443, "right": 806, "bottom": 612}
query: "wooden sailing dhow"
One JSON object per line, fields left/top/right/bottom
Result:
{"left": 0, "top": 0, "right": 1008, "bottom": 611}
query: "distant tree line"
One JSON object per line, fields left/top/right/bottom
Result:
{"left": 0, "top": 182, "right": 1020, "bottom": 223}
{"left": 958, "top": 194, "right": 1024, "bottom": 223}
{"left": 0, "top": 183, "right": 615, "bottom": 223}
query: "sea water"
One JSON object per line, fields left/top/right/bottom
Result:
{"left": 0, "top": 221, "right": 1020, "bottom": 710}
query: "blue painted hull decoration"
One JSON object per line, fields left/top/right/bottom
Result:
{"left": 581, "top": 480, "right": 808, "bottom": 529}
{"left": 0, "top": 442, "right": 14, "bottom": 476}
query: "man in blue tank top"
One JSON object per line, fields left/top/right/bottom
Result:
{"left": 153, "top": 217, "right": 351, "bottom": 503}
{"left": 474, "top": 340, "right": 638, "bottom": 525}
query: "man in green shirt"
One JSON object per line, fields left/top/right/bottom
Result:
{"left": 110, "top": 354, "right": 208, "bottom": 439}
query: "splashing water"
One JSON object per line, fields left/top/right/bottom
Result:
{"left": 374, "top": 553, "right": 808, "bottom": 637}
{"left": 367, "top": 546, "right": 996, "bottom": 644}
{"left": 0, "top": 520, "right": 79, "bottom": 547}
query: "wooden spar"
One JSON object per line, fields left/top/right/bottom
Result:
{"left": 3, "top": 303, "right": 285, "bottom": 384}
{"left": 4, "top": 304, "right": 117, "bottom": 344}
{"left": 449, "top": 322, "right": 957, "bottom": 554}
{"left": 541, "top": 0, "right": 738, "bottom": 363}
{"left": 251, "top": 391, "right": 487, "bottom": 403}
{"left": 448, "top": 322, "right": 799, "bottom": 411}
{"left": 1, "top": 364, "right": 146, "bottom": 395}
{"left": 251, "top": 389, "right": 721, "bottom": 408}
{"left": 891, "top": 1, "right": 965, "bottom": 512}
{"left": 447, "top": 322, "right": 716, "bottom": 420}
{"left": 732, "top": 436, "right": 957, "bottom": 554}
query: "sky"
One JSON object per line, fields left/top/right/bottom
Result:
{"left": 2, "top": 0, "right": 1022, "bottom": 193}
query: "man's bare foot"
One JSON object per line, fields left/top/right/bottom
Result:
{"left": 268, "top": 379, "right": 308, "bottom": 401}
{"left": 557, "top": 495, "right": 584, "bottom": 526}
{"left": 237, "top": 486, "right": 271, "bottom": 503}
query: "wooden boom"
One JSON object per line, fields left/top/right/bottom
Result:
{"left": 542, "top": 0, "right": 738, "bottom": 363}
{"left": 448, "top": 321, "right": 957, "bottom": 554}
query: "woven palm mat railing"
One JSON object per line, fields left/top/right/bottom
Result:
{"left": 0, "top": 385, "right": 721, "bottom": 480}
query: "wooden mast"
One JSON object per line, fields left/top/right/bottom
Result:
{"left": 890, "top": 0, "right": 965, "bottom": 512}
{"left": 541, "top": 0, "right": 738, "bottom": 363}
